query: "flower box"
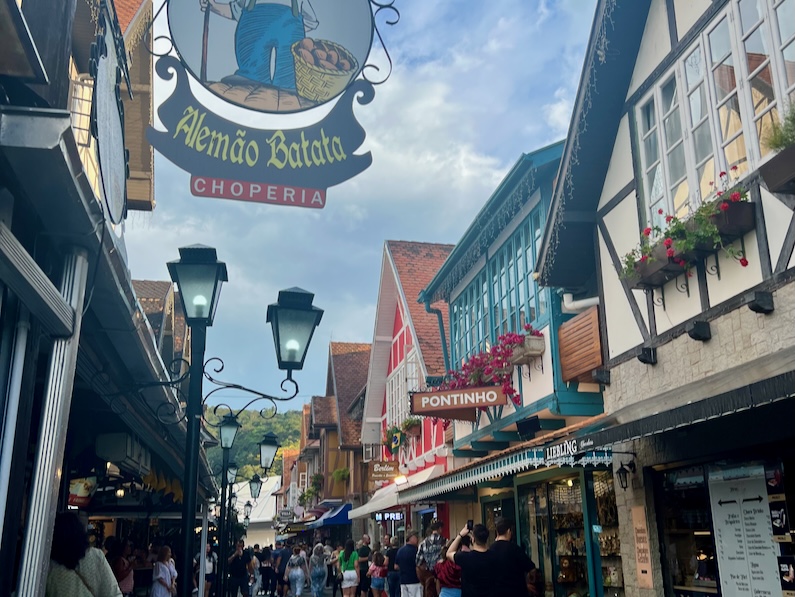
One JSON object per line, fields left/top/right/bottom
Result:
{"left": 684, "top": 202, "right": 756, "bottom": 257}
{"left": 759, "top": 145, "right": 795, "bottom": 193}
{"left": 509, "top": 335, "right": 546, "bottom": 365}
{"left": 404, "top": 424, "right": 421, "bottom": 437}
{"left": 628, "top": 244, "right": 689, "bottom": 290}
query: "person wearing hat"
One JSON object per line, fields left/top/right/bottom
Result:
{"left": 395, "top": 531, "right": 421, "bottom": 597}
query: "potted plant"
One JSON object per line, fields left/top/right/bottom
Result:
{"left": 619, "top": 170, "right": 753, "bottom": 289}
{"left": 509, "top": 324, "right": 546, "bottom": 365}
{"left": 760, "top": 106, "right": 795, "bottom": 192}
{"left": 401, "top": 416, "right": 423, "bottom": 437}
{"left": 332, "top": 467, "right": 350, "bottom": 483}
{"left": 310, "top": 473, "right": 324, "bottom": 493}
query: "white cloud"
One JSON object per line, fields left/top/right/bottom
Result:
{"left": 543, "top": 87, "right": 574, "bottom": 134}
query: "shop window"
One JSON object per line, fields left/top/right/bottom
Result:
{"left": 658, "top": 459, "right": 795, "bottom": 597}
{"left": 636, "top": 0, "right": 794, "bottom": 226}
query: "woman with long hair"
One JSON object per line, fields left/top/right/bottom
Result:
{"left": 107, "top": 538, "right": 135, "bottom": 596}
{"left": 46, "top": 511, "right": 122, "bottom": 596}
{"left": 151, "top": 545, "right": 178, "bottom": 597}
{"left": 339, "top": 539, "right": 359, "bottom": 597}
{"left": 367, "top": 551, "right": 388, "bottom": 597}
{"left": 308, "top": 543, "right": 327, "bottom": 597}
{"left": 285, "top": 545, "right": 310, "bottom": 596}
{"left": 435, "top": 535, "right": 468, "bottom": 597}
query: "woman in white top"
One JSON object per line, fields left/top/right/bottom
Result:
{"left": 151, "top": 545, "right": 178, "bottom": 597}
{"left": 46, "top": 511, "right": 122, "bottom": 597}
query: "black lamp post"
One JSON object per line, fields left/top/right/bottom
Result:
{"left": 215, "top": 414, "right": 240, "bottom": 597}
{"left": 267, "top": 288, "right": 324, "bottom": 378}
{"left": 168, "top": 245, "right": 227, "bottom": 597}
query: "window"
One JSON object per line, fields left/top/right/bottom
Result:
{"left": 637, "top": 0, "right": 794, "bottom": 224}
{"left": 385, "top": 350, "right": 420, "bottom": 428}
{"left": 299, "top": 472, "right": 307, "bottom": 490}
{"left": 450, "top": 204, "right": 548, "bottom": 364}
{"left": 363, "top": 444, "right": 378, "bottom": 461}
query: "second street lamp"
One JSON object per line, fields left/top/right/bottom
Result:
{"left": 249, "top": 474, "right": 262, "bottom": 500}
{"left": 259, "top": 432, "right": 281, "bottom": 472}
{"left": 244, "top": 501, "right": 253, "bottom": 518}
{"left": 168, "top": 245, "right": 227, "bottom": 597}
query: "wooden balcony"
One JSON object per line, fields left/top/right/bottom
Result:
{"left": 558, "top": 306, "right": 602, "bottom": 383}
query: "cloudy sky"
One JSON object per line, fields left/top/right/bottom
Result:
{"left": 125, "top": 0, "right": 597, "bottom": 412}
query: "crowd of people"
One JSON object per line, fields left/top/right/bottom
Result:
{"left": 45, "top": 512, "right": 540, "bottom": 597}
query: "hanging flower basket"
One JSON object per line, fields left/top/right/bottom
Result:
{"left": 759, "top": 145, "right": 795, "bottom": 193}
{"left": 510, "top": 335, "right": 546, "bottom": 365}
{"left": 401, "top": 417, "right": 422, "bottom": 437}
{"left": 405, "top": 424, "right": 421, "bottom": 437}
{"left": 627, "top": 244, "right": 689, "bottom": 290}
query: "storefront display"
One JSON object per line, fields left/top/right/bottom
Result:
{"left": 518, "top": 469, "right": 623, "bottom": 597}
{"left": 659, "top": 459, "right": 795, "bottom": 597}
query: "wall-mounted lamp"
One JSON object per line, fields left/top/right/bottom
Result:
{"left": 394, "top": 475, "right": 409, "bottom": 487}
{"left": 616, "top": 461, "right": 637, "bottom": 491}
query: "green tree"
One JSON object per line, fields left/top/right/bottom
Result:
{"left": 204, "top": 408, "right": 302, "bottom": 483}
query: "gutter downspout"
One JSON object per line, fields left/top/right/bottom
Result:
{"left": 561, "top": 292, "right": 600, "bottom": 314}
{"left": 420, "top": 291, "right": 450, "bottom": 375}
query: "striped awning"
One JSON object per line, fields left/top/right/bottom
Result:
{"left": 397, "top": 448, "right": 611, "bottom": 503}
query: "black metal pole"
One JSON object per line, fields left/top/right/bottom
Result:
{"left": 179, "top": 325, "right": 206, "bottom": 597}
{"left": 217, "top": 447, "right": 230, "bottom": 597}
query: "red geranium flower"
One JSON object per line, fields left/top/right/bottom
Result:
{"left": 677, "top": 259, "right": 686, "bottom": 267}
{"left": 658, "top": 208, "right": 664, "bottom": 215}
{"left": 665, "top": 215, "right": 674, "bottom": 223}
{"left": 663, "top": 237, "right": 673, "bottom": 248}
{"left": 640, "top": 255, "right": 649, "bottom": 263}
{"left": 643, "top": 227, "right": 652, "bottom": 237}
{"left": 666, "top": 248, "right": 675, "bottom": 258}
{"left": 717, "top": 191, "right": 723, "bottom": 196}
{"left": 731, "top": 165, "right": 738, "bottom": 171}
{"left": 730, "top": 191, "right": 741, "bottom": 202}
{"left": 720, "top": 202, "right": 729, "bottom": 211}
{"left": 740, "top": 257, "right": 749, "bottom": 267}
{"left": 720, "top": 171, "right": 727, "bottom": 177}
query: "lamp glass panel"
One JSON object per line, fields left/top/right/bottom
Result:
{"left": 173, "top": 263, "right": 222, "bottom": 322}
{"left": 230, "top": 494, "right": 237, "bottom": 509}
{"left": 219, "top": 418, "right": 240, "bottom": 449}
{"left": 250, "top": 476, "right": 263, "bottom": 499}
{"left": 244, "top": 501, "right": 253, "bottom": 517}
{"left": 260, "top": 440, "right": 279, "bottom": 470}
{"left": 227, "top": 465, "right": 238, "bottom": 485}
{"left": 273, "top": 308, "right": 319, "bottom": 368}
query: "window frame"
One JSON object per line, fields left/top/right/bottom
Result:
{"left": 635, "top": 0, "right": 793, "bottom": 225}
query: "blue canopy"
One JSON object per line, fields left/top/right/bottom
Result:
{"left": 307, "top": 503, "right": 352, "bottom": 528}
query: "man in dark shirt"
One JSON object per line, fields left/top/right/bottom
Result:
{"left": 447, "top": 524, "right": 496, "bottom": 597}
{"left": 395, "top": 531, "right": 421, "bottom": 597}
{"left": 489, "top": 517, "right": 536, "bottom": 596}
{"left": 274, "top": 541, "right": 290, "bottom": 597}
{"left": 357, "top": 533, "right": 372, "bottom": 597}
{"left": 228, "top": 539, "right": 252, "bottom": 597}
{"left": 384, "top": 536, "right": 400, "bottom": 597}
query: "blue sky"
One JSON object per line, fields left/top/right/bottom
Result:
{"left": 124, "top": 0, "right": 597, "bottom": 412}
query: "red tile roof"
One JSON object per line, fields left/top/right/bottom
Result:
{"left": 311, "top": 396, "right": 337, "bottom": 427}
{"left": 282, "top": 448, "right": 299, "bottom": 487}
{"left": 328, "top": 342, "right": 371, "bottom": 447}
{"left": 115, "top": 0, "right": 147, "bottom": 34}
{"left": 300, "top": 404, "right": 311, "bottom": 451}
{"left": 133, "top": 280, "right": 172, "bottom": 340}
{"left": 386, "top": 241, "right": 454, "bottom": 377}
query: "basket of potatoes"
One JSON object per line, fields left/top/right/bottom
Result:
{"left": 291, "top": 38, "right": 358, "bottom": 102}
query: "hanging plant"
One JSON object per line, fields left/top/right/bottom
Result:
{"left": 331, "top": 468, "right": 350, "bottom": 483}
{"left": 310, "top": 473, "right": 324, "bottom": 493}
{"left": 401, "top": 416, "right": 423, "bottom": 437}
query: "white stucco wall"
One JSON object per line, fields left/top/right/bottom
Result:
{"left": 761, "top": 188, "right": 792, "bottom": 267}
{"left": 673, "top": 0, "right": 710, "bottom": 39}
{"left": 652, "top": 273, "right": 703, "bottom": 334}
{"left": 598, "top": 115, "right": 634, "bottom": 210}
{"left": 627, "top": 0, "right": 672, "bottom": 99}
{"left": 705, "top": 232, "right": 764, "bottom": 306}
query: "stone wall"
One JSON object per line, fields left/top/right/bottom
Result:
{"left": 605, "top": 280, "right": 795, "bottom": 413}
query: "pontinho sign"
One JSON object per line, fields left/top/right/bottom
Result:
{"left": 148, "top": 0, "right": 391, "bottom": 209}
{"left": 410, "top": 387, "right": 508, "bottom": 422}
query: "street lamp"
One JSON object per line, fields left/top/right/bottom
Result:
{"left": 219, "top": 414, "right": 240, "bottom": 449}
{"left": 259, "top": 432, "right": 281, "bottom": 472}
{"left": 226, "top": 463, "right": 238, "bottom": 486}
{"left": 249, "top": 474, "right": 263, "bottom": 500}
{"left": 266, "top": 288, "right": 324, "bottom": 376}
{"left": 215, "top": 413, "right": 239, "bottom": 597}
{"left": 230, "top": 493, "right": 237, "bottom": 509}
{"left": 168, "top": 245, "right": 227, "bottom": 597}
{"left": 243, "top": 516, "right": 250, "bottom": 530}
{"left": 244, "top": 501, "right": 253, "bottom": 518}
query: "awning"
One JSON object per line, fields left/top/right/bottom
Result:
{"left": 348, "top": 484, "right": 398, "bottom": 520}
{"left": 576, "top": 369, "right": 795, "bottom": 452}
{"left": 307, "top": 504, "right": 352, "bottom": 528}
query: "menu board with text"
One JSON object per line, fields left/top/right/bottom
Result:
{"left": 708, "top": 464, "right": 781, "bottom": 597}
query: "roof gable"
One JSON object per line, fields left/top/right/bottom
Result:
{"left": 328, "top": 342, "right": 371, "bottom": 447}
{"left": 133, "top": 280, "right": 172, "bottom": 342}
{"left": 538, "top": 0, "right": 653, "bottom": 289}
{"left": 311, "top": 395, "right": 338, "bottom": 427}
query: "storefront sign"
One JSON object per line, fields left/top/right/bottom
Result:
{"left": 278, "top": 508, "right": 293, "bottom": 522}
{"left": 708, "top": 464, "right": 780, "bottom": 597}
{"left": 68, "top": 476, "right": 98, "bottom": 507}
{"left": 374, "top": 511, "right": 404, "bottom": 522}
{"left": 410, "top": 386, "right": 507, "bottom": 421}
{"left": 149, "top": 0, "right": 390, "bottom": 208}
{"left": 545, "top": 439, "right": 579, "bottom": 464}
{"left": 369, "top": 460, "right": 399, "bottom": 483}
{"left": 631, "top": 506, "right": 653, "bottom": 589}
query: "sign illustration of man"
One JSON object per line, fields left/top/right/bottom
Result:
{"left": 199, "top": 0, "right": 318, "bottom": 93}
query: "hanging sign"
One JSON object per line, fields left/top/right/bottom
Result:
{"left": 368, "top": 460, "right": 399, "bottom": 483}
{"left": 374, "top": 511, "right": 404, "bottom": 522}
{"left": 68, "top": 476, "right": 99, "bottom": 507}
{"left": 631, "top": 506, "right": 653, "bottom": 589}
{"left": 148, "top": 0, "right": 393, "bottom": 209}
{"left": 410, "top": 386, "right": 507, "bottom": 422}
